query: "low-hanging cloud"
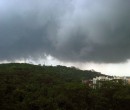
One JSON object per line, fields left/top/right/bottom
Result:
{"left": 0, "top": 0, "right": 130, "bottom": 63}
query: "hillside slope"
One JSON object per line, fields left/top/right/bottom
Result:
{"left": 0, "top": 63, "right": 114, "bottom": 110}
{"left": 0, "top": 63, "right": 105, "bottom": 82}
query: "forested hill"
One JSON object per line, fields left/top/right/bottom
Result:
{"left": 0, "top": 63, "right": 105, "bottom": 82}
{"left": 1, "top": 63, "right": 130, "bottom": 110}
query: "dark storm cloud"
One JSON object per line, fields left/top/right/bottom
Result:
{"left": 0, "top": 0, "right": 130, "bottom": 63}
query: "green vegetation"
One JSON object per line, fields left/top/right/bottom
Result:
{"left": 0, "top": 63, "right": 130, "bottom": 110}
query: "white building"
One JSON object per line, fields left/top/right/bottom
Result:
{"left": 92, "top": 76, "right": 129, "bottom": 88}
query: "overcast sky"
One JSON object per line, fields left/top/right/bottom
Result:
{"left": 0, "top": 0, "right": 130, "bottom": 76}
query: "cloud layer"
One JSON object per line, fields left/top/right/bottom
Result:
{"left": 0, "top": 0, "right": 130, "bottom": 63}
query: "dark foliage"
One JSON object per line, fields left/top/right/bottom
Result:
{"left": 0, "top": 63, "right": 130, "bottom": 110}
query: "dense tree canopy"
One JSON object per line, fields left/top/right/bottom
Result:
{"left": 0, "top": 63, "right": 130, "bottom": 110}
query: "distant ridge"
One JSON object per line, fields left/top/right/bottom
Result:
{"left": 0, "top": 63, "right": 106, "bottom": 81}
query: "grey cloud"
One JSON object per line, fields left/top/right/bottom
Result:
{"left": 0, "top": 0, "right": 130, "bottom": 63}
